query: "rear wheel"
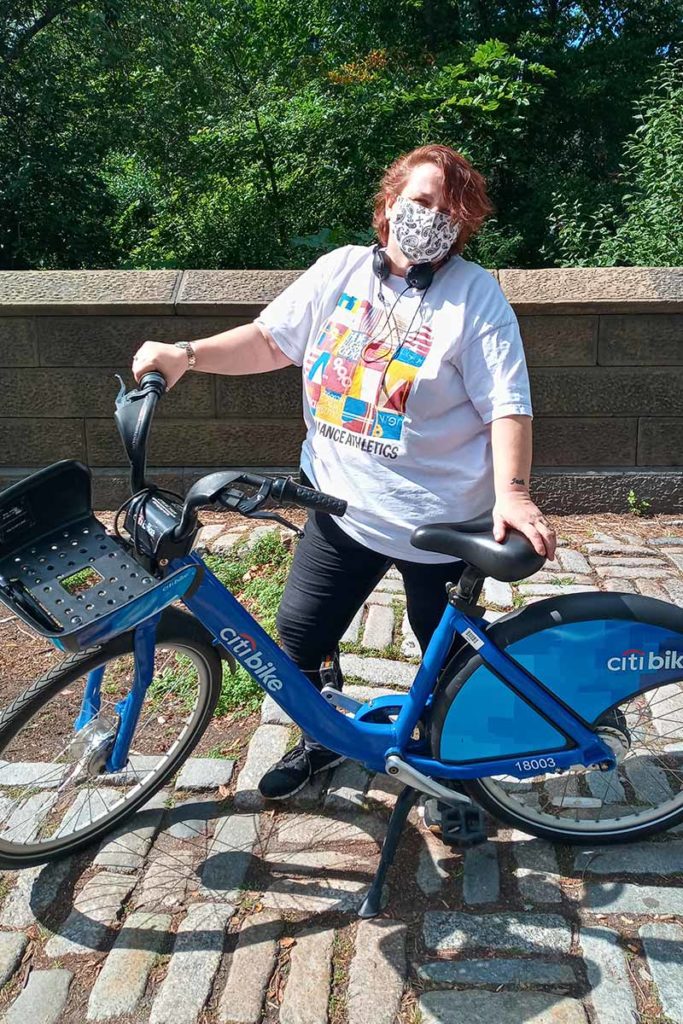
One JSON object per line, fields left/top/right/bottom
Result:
{"left": 466, "top": 687, "right": 683, "bottom": 843}
{"left": 431, "top": 592, "right": 683, "bottom": 844}
{"left": 0, "top": 608, "right": 223, "bottom": 867}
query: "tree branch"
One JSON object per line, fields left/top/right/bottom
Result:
{"left": 2, "top": 1, "right": 83, "bottom": 67}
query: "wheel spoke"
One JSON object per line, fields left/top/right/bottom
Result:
{"left": 480, "top": 682, "right": 683, "bottom": 836}
{"left": 0, "top": 640, "right": 211, "bottom": 856}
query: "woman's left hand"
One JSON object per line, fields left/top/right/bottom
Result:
{"left": 492, "top": 493, "right": 556, "bottom": 560}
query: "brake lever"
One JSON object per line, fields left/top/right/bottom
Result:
{"left": 218, "top": 487, "right": 248, "bottom": 510}
{"left": 235, "top": 479, "right": 273, "bottom": 516}
{"left": 217, "top": 480, "right": 272, "bottom": 516}
{"left": 246, "top": 511, "right": 304, "bottom": 538}
{"left": 218, "top": 481, "right": 304, "bottom": 537}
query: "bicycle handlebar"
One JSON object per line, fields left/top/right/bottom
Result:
{"left": 114, "top": 371, "right": 167, "bottom": 493}
{"left": 139, "top": 371, "right": 167, "bottom": 396}
{"left": 114, "top": 370, "right": 347, "bottom": 533}
{"left": 270, "top": 477, "right": 347, "bottom": 517}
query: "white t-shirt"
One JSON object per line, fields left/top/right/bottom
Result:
{"left": 255, "top": 244, "right": 532, "bottom": 563}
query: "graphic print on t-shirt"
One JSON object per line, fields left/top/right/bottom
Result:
{"left": 303, "top": 290, "right": 433, "bottom": 454}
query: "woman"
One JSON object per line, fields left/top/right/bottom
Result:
{"left": 133, "top": 144, "right": 556, "bottom": 800}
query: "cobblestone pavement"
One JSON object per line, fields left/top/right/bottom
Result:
{"left": 1, "top": 518, "right": 683, "bottom": 1023}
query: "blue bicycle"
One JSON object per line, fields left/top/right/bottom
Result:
{"left": 1, "top": 372, "right": 682, "bottom": 915}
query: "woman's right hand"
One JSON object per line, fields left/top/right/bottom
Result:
{"left": 132, "top": 341, "right": 189, "bottom": 389}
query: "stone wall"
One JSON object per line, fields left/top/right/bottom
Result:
{"left": 1, "top": 266, "right": 682, "bottom": 512}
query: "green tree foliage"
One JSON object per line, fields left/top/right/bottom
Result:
{"left": 0, "top": 1, "right": 681, "bottom": 270}
{"left": 545, "top": 58, "right": 683, "bottom": 266}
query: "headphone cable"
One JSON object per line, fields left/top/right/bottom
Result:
{"left": 360, "top": 275, "right": 431, "bottom": 406}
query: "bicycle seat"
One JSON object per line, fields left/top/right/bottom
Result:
{"left": 411, "top": 512, "right": 546, "bottom": 582}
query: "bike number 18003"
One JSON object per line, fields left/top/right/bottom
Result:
{"left": 514, "top": 757, "right": 557, "bottom": 773}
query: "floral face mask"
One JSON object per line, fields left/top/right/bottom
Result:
{"left": 390, "top": 194, "right": 460, "bottom": 264}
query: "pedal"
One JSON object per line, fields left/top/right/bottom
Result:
{"left": 319, "top": 651, "right": 342, "bottom": 690}
{"left": 424, "top": 797, "right": 488, "bottom": 846}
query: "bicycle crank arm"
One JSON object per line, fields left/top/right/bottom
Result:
{"left": 385, "top": 755, "right": 472, "bottom": 808}
{"left": 321, "top": 686, "right": 365, "bottom": 714}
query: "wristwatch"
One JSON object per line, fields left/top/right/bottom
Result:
{"left": 174, "top": 340, "right": 196, "bottom": 369}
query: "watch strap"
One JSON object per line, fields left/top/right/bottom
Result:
{"left": 174, "top": 341, "right": 196, "bottom": 369}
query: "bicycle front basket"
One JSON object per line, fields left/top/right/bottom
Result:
{"left": 0, "top": 460, "right": 199, "bottom": 652}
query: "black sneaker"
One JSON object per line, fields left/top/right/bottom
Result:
{"left": 257, "top": 740, "right": 346, "bottom": 800}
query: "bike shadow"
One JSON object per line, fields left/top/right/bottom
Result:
{"left": 6, "top": 798, "right": 681, "bottom": 1021}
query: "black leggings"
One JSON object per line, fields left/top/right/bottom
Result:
{"left": 276, "top": 507, "right": 464, "bottom": 751}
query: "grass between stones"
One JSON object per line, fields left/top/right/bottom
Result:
{"left": 328, "top": 923, "right": 356, "bottom": 1024}
{"left": 339, "top": 597, "right": 416, "bottom": 664}
{"left": 285, "top": 726, "right": 301, "bottom": 753}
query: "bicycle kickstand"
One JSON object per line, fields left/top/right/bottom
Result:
{"left": 358, "top": 784, "right": 419, "bottom": 919}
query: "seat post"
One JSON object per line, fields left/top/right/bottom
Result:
{"left": 448, "top": 565, "right": 485, "bottom": 611}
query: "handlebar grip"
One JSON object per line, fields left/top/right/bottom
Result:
{"left": 240, "top": 473, "right": 268, "bottom": 489}
{"left": 278, "top": 478, "right": 347, "bottom": 517}
{"left": 139, "top": 371, "right": 167, "bottom": 396}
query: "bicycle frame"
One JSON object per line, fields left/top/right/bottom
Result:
{"left": 82, "top": 552, "right": 615, "bottom": 781}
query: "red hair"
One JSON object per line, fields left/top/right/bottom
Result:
{"left": 372, "top": 144, "right": 493, "bottom": 255}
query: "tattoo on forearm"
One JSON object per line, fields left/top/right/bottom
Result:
{"left": 511, "top": 477, "right": 526, "bottom": 486}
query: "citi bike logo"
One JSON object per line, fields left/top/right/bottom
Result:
{"left": 607, "top": 647, "right": 683, "bottom": 672}
{"left": 219, "top": 627, "right": 283, "bottom": 692}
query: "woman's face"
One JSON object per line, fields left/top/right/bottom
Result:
{"left": 385, "top": 162, "right": 450, "bottom": 220}
{"left": 384, "top": 161, "right": 459, "bottom": 264}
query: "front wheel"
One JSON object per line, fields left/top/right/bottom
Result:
{"left": 0, "top": 608, "right": 223, "bottom": 867}
{"left": 430, "top": 591, "right": 683, "bottom": 844}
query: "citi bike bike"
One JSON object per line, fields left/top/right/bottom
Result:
{"left": 0, "top": 372, "right": 682, "bottom": 915}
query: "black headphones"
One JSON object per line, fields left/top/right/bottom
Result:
{"left": 372, "top": 243, "right": 436, "bottom": 291}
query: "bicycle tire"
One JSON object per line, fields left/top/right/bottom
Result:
{"left": 429, "top": 591, "right": 683, "bottom": 844}
{"left": 0, "top": 607, "right": 223, "bottom": 867}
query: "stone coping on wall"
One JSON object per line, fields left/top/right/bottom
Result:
{"left": 497, "top": 267, "right": 683, "bottom": 314}
{"left": 0, "top": 270, "right": 182, "bottom": 315}
{"left": 1, "top": 266, "right": 681, "bottom": 315}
